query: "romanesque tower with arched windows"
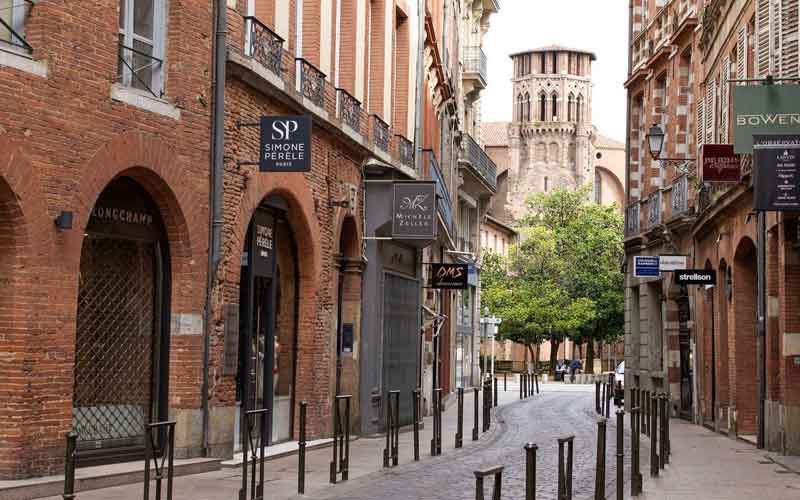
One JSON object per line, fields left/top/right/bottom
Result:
{"left": 506, "top": 46, "right": 598, "bottom": 218}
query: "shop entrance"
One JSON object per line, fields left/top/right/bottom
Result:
{"left": 236, "top": 199, "right": 297, "bottom": 450}
{"left": 72, "top": 177, "right": 170, "bottom": 464}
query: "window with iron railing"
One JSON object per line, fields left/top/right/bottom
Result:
{"left": 396, "top": 134, "right": 414, "bottom": 170}
{"left": 117, "top": 0, "right": 166, "bottom": 98}
{"left": 295, "top": 58, "right": 325, "bottom": 108}
{"left": 244, "top": 16, "right": 284, "bottom": 77}
{"left": 0, "top": 0, "right": 32, "bottom": 51}
{"left": 337, "top": 88, "right": 361, "bottom": 133}
{"left": 371, "top": 115, "right": 390, "bottom": 153}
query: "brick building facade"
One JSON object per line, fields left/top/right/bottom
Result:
{"left": 624, "top": 0, "right": 800, "bottom": 456}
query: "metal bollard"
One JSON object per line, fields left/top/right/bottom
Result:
{"left": 63, "top": 432, "right": 77, "bottom": 500}
{"left": 519, "top": 372, "right": 523, "bottom": 400}
{"left": 557, "top": 436, "right": 575, "bottom": 500}
{"left": 650, "top": 393, "right": 658, "bottom": 478}
{"left": 605, "top": 383, "right": 611, "bottom": 418}
{"left": 644, "top": 391, "right": 650, "bottom": 437}
{"left": 298, "top": 401, "right": 307, "bottom": 494}
{"left": 630, "top": 407, "right": 642, "bottom": 496}
{"left": 616, "top": 409, "right": 624, "bottom": 500}
{"left": 330, "top": 395, "right": 351, "bottom": 484}
{"left": 535, "top": 371, "right": 540, "bottom": 394}
{"left": 384, "top": 390, "right": 400, "bottom": 467}
{"left": 494, "top": 376, "right": 499, "bottom": 407}
{"left": 600, "top": 383, "right": 606, "bottom": 413}
{"left": 665, "top": 396, "right": 671, "bottom": 462}
{"left": 413, "top": 389, "right": 420, "bottom": 461}
{"left": 525, "top": 443, "right": 538, "bottom": 500}
{"left": 594, "top": 418, "right": 607, "bottom": 500}
{"left": 473, "top": 386, "right": 480, "bottom": 441}
{"left": 145, "top": 420, "right": 176, "bottom": 500}
{"left": 504, "top": 372, "right": 507, "bottom": 392}
{"left": 474, "top": 465, "right": 504, "bottom": 500}
{"left": 483, "top": 378, "right": 491, "bottom": 432}
{"left": 456, "top": 387, "right": 464, "bottom": 448}
{"left": 431, "top": 388, "right": 442, "bottom": 456}
{"left": 595, "top": 381, "right": 601, "bottom": 414}
{"left": 660, "top": 394, "right": 668, "bottom": 468}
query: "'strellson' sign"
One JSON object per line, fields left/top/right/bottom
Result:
{"left": 430, "top": 263, "right": 469, "bottom": 289}
{"left": 753, "top": 135, "right": 800, "bottom": 212}
{"left": 674, "top": 269, "right": 716, "bottom": 285}
{"left": 259, "top": 115, "right": 312, "bottom": 172}
{"left": 392, "top": 181, "right": 437, "bottom": 239}
{"left": 733, "top": 85, "right": 800, "bottom": 154}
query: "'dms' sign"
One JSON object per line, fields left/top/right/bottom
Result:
{"left": 430, "top": 263, "right": 469, "bottom": 289}
{"left": 259, "top": 115, "right": 312, "bottom": 172}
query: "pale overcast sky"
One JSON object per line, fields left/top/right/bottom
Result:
{"left": 481, "top": 0, "right": 629, "bottom": 141}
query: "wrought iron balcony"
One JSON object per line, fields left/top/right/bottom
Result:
{"left": 396, "top": 134, "right": 414, "bottom": 170}
{"left": 462, "top": 46, "right": 488, "bottom": 87}
{"left": 244, "top": 16, "right": 284, "bottom": 77}
{"left": 295, "top": 58, "right": 325, "bottom": 108}
{"left": 336, "top": 88, "right": 361, "bottom": 132}
{"left": 371, "top": 115, "right": 390, "bottom": 153}
{"left": 426, "top": 150, "right": 455, "bottom": 237}
{"left": 646, "top": 191, "right": 662, "bottom": 228}
{"left": 670, "top": 174, "right": 689, "bottom": 217}
{"left": 626, "top": 202, "right": 640, "bottom": 236}
{"left": 464, "top": 134, "right": 497, "bottom": 191}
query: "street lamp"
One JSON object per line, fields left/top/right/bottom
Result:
{"left": 646, "top": 124, "right": 665, "bottom": 160}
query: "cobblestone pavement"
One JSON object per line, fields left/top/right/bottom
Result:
{"left": 292, "top": 387, "right": 629, "bottom": 500}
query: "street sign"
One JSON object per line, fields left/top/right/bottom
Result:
{"left": 633, "top": 256, "right": 660, "bottom": 278}
{"left": 701, "top": 144, "right": 741, "bottom": 183}
{"left": 659, "top": 255, "right": 688, "bottom": 271}
{"left": 674, "top": 269, "right": 716, "bottom": 285}
{"left": 753, "top": 136, "right": 800, "bottom": 212}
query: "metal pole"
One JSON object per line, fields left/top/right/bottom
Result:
{"left": 494, "top": 376, "right": 498, "bottom": 407}
{"left": 596, "top": 381, "right": 601, "bottom": 414}
{"left": 659, "top": 395, "right": 667, "bottom": 469}
{"left": 616, "top": 409, "right": 624, "bottom": 500}
{"left": 650, "top": 393, "right": 658, "bottom": 477}
{"left": 504, "top": 372, "right": 507, "bottom": 392}
{"left": 456, "top": 387, "right": 464, "bottom": 448}
{"left": 298, "top": 402, "right": 307, "bottom": 494}
{"left": 756, "top": 210, "right": 766, "bottom": 449}
{"left": 594, "top": 418, "right": 606, "bottom": 500}
{"left": 525, "top": 443, "right": 537, "bottom": 500}
{"left": 63, "top": 432, "right": 77, "bottom": 500}
{"left": 473, "top": 387, "right": 480, "bottom": 440}
{"left": 631, "top": 407, "right": 641, "bottom": 496}
{"left": 413, "top": 389, "right": 420, "bottom": 461}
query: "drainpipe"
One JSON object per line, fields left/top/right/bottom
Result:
{"left": 414, "top": 0, "right": 426, "bottom": 393}
{"left": 202, "top": 0, "right": 227, "bottom": 456}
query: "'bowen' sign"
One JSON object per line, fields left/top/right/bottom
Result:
{"left": 392, "top": 181, "right": 437, "bottom": 239}
{"left": 733, "top": 85, "right": 800, "bottom": 154}
{"left": 259, "top": 115, "right": 312, "bottom": 172}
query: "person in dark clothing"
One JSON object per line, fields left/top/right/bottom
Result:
{"left": 569, "top": 358, "right": 583, "bottom": 382}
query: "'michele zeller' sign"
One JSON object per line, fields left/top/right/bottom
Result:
{"left": 733, "top": 85, "right": 800, "bottom": 154}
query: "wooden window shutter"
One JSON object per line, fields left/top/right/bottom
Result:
{"left": 721, "top": 60, "right": 731, "bottom": 143}
{"left": 780, "top": 0, "right": 800, "bottom": 77}
{"left": 737, "top": 25, "right": 748, "bottom": 79}
{"left": 705, "top": 81, "right": 715, "bottom": 145}
{"left": 756, "top": 0, "right": 773, "bottom": 77}
{"left": 696, "top": 86, "right": 705, "bottom": 149}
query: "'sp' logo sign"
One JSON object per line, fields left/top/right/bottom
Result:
{"left": 259, "top": 115, "right": 312, "bottom": 172}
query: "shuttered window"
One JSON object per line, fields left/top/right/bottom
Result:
{"left": 696, "top": 88, "right": 705, "bottom": 150}
{"left": 780, "top": 0, "right": 799, "bottom": 77}
{"left": 721, "top": 60, "right": 730, "bottom": 143}
{"left": 705, "top": 80, "right": 716, "bottom": 145}
{"left": 737, "top": 25, "right": 748, "bottom": 79}
{"left": 756, "top": 0, "right": 772, "bottom": 76}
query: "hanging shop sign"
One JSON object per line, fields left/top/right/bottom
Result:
{"left": 701, "top": 144, "right": 741, "bottom": 183}
{"left": 659, "top": 255, "right": 688, "bottom": 272}
{"left": 753, "top": 135, "right": 800, "bottom": 212}
{"left": 259, "top": 115, "right": 312, "bottom": 172}
{"left": 467, "top": 264, "right": 479, "bottom": 287}
{"left": 430, "top": 263, "right": 469, "bottom": 289}
{"left": 733, "top": 85, "right": 800, "bottom": 154}
{"left": 633, "top": 256, "right": 660, "bottom": 278}
{"left": 250, "top": 210, "right": 276, "bottom": 277}
{"left": 674, "top": 269, "right": 716, "bottom": 285}
{"left": 392, "top": 181, "right": 438, "bottom": 239}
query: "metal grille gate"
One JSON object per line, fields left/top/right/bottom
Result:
{"left": 73, "top": 237, "right": 157, "bottom": 451}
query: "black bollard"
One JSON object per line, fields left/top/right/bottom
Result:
{"left": 330, "top": 395, "right": 351, "bottom": 484}
{"left": 525, "top": 443, "right": 538, "bottom": 500}
{"left": 519, "top": 372, "right": 523, "bottom": 400}
{"left": 631, "top": 407, "right": 641, "bottom": 496}
{"left": 504, "top": 372, "right": 507, "bottom": 392}
{"left": 431, "top": 388, "right": 442, "bottom": 456}
{"left": 483, "top": 378, "right": 491, "bottom": 432}
{"left": 594, "top": 418, "right": 606, "bottom": 500}
{"left": 650, "top": 393, "right": 658, "bottom": 478}
{"left": 456, "top": 387, "right": 464, "bottom": 448}
{"left": 145, "top": 420, "right": 176, "bottom": 500}
{"left": 384, "top": 390, "right": 400, "bottom": 467}
{"left": 494, "top": 376, "right": 499, "bottom": 407}
{"left": 605, "top": 384, "right": 611, "bottom": 418}
{"left": 595, "top": 381, "right": 601, "bottom": 414}
{"left": 473, "top": 386, "right": 480, "bottom": 441}
{"left": 557, "top": 436, "right": 575, "bottom": 500}
{"left": 535, "top": 371, "right": 540, "bottom": 394}
{"left": 616, "top": 409, "right": 624, "bottom": 500}
{"left": 63, "top": 432, "right": 77, "bottom": 500}
{"left": 413, "top": 389, "right": 420, "bottom": 461}
{"left": 660, "top": 394, "right": 667, "bottom": 469}
{"left": 298, "top": 401, "right": 307, "bottom": 494}
{"left": 474, "top": 465, "right": 504, "bottom": 500}
{"left": 601, "top": 383, "right": 606, "bottom": 413}
{"left": 664, "top": 395, "right": 671, "bottom": 462}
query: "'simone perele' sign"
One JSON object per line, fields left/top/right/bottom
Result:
{"left": 259, "top": 115, "right": 312, "bottom": 172}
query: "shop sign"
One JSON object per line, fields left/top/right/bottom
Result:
{"left": 659, "top": 255, "right": 688, "bottom": 272}
{"left": 633, "top": 256, "right": 660, "bottom": 278}
{"left": 674, "top": 269, "right": 716, "bottom": 285}
{"left": 467, "top": 264, "right": 478, "bottom": 287}
{"left": 701, "top": 144, "right": 741, "bottom": 183}
{"left": 430, "top": 263, "right": 469, "bottom": 289}
{"left": 87, "top": 177, "right": 162, "bottom": 241}
{"left": 754, "top": 135, "right": 800, "bottom": 211}
{"left": 259, "top": 115, "right": 312, "bottom": 172}
{"left": 250, "top": 210, "right": 276, "bottom": 277}
{"left": 392, "top": 181, "right": 437, "bottom": 239}
{"left": 733, "top": 85, "right": 800, "bottom": 153}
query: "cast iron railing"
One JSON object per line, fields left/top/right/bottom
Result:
{"left": 464, "top": 134, "right": 498, "bottom": 191}
{"left": 396, "top": 134, "right": 414, "bottom": 170}
{"left": 671, "top": 174, "right": 689, "bottom": 216}
{"left": 463, "top": 46, "right": 488, "bottom": 85}
{"left": 117, "top": 42, "right": 164, "bottom": 98}
{"left": 371, "top": 115, "right": 390, "bottom": 152}
{"left": 625, "top": 202, "right": 640, "bottom": 236}
{"left": 426, "top": 150, "right": 455, "bottom": 237}
{"left": 0, "top": 0, "right": 33, "bottom": 51}
{"left": 336, "top": 88, "right": 361, "bottom": 132}
{"left": 244, "top": 16, "right": 284, "bottom": 77}
{"left": 646, "top": 191, "right": 662, "bottom": 228}
{"left": 296, "top": 58, "right": 325, "bottom": 108}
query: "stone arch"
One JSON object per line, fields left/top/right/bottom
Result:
{"left": 717, "top": 257, "right": 731, "bottom": 425}
{"left": 594, "top": 166, "right": 625, "bottom": 207}
{"left": 69, "top": 131, "right": 203, "bottom": 313}
{"left": 732, "top": 237, "right": 757, "bottom": 435}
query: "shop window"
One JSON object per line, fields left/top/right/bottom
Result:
{"left": 118, "top": 0, "right": 166, "bottom": 97}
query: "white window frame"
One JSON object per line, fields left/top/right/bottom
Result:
{"left": 1, "top": 0, "right": 31, "bottom": 50}
{"left": 118, "top": 0, "right": 167, "bottom": 97}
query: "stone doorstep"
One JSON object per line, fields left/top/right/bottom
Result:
{"left": 220, "top": 438, "right": 335, "bottom": 467}
{"left": 0, "top": 457, "right": 221, "bottom": 500}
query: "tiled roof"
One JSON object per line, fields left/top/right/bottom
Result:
{"left": 480, "top": 122, "right": 509, "bottom": 147}
{"left": 595, "top": 133, "right": 625, "bottom": 149}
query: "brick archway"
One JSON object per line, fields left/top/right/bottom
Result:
{"left": 0, "top": 140, "right": 55, "bottom": 479}
{"left": 732, "top": 237, "right": 757, "bottom": 435}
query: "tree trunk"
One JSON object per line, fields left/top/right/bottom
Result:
{"left": 587, "top": 340, "right": 595, "bottom": 374}
{"left": 577, "top": 342, "right": 583, "bottom": 359}
{"left": 535, "top": 343, "right": 541, "bottom": 370}
{"left": 549, "top": 336, "right": 561, "bottom": 375}
{"left": 526, "top": 344, "right": 536, "bottom": 373}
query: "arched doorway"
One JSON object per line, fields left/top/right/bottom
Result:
{"left": 717, "top": 258, "right": 731, "bottom": 430}
{"left": 236, "top": 195, "right": 298, "bottom": 448}
{"left": 72, "top": 177, "right": 171, "bottom": 463}
{"left": 335, "top": 216, "right": 362, "bottom": 428}
{"left": 733, "top": 238, "right": 758, "bottom": 437}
